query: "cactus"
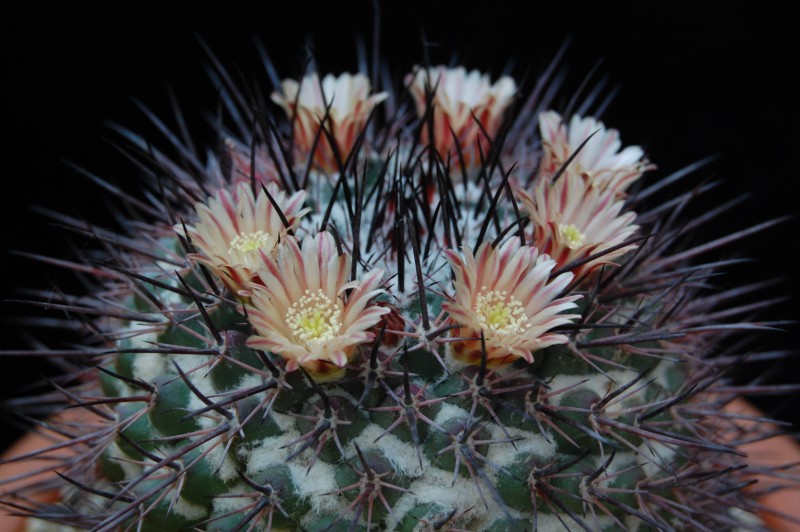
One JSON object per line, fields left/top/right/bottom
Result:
{"left": 1, "top": 39, "right": 796, "bottom": 532}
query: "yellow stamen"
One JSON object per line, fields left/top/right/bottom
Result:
{"left": 558, "top": 223, "right": 586, "bottom": 250}
{"left": 286, "top": 289, "right": 342, "bottom": 346}
{"left": 228, "top": 231, "right": 272, "bottom": 256}
{"left": 474, "top": 287, "right": 527, "bottom": 336}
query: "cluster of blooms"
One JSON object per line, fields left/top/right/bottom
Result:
{"left": 184, "top": 67, "right": 648, "bottom": 377}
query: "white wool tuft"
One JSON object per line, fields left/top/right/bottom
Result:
{"left": 131, "top": 352, "right": 166, "bottom": 382}
{"left": 390, "top": 467, "right": 485, "bottom": 527}
{"left": 651, "top": 358, "right": 682, "bottom": 390}
{"left": 485, "top": 424, "right": 557, "bottom": 468}
{"left": 637, "top": 438, "right": 677, "bottom": 478}
{"left": 104, "top": 441, "right": 143, "bottom": 480}
{"left": 288, "top": 460, "right": 339, "bottom": 514}
{"left": 432, "top": 401, "right": 470, "bottom": 426}
{"left": 536, "top": 512, "right": 614, "bottom": 531}
{"left": 198, "top": 438, "right": 238, "bottom": 483}
{"left": 170, "top": 495, "right": 208, "bottom": 520}
{"left": 267, "top": 409, "right": 297, "bottom": 433}
{"left": 129, "top": 328, "right": 167, "bottom": 381}
{"left": 351, "top": 424, "right": 428, "bottom": 477}
{"left": 238, "top": 373, "right": 266, "bottom": 392}
{"left": 23, "top": 518, "right": 82, "bottom": 532}
{"left": 180, "top": 355, "right": 219, "bottom": 430}
{"left": 211, "top": 487, "right": 264, "bottom": 530}
{"left": 246, "top": 433, "right": 301, "bottom": 476}
{"left": 242, "top": 428, "right": 342, "bottom": 513}
{"left": 547, "top": 374, "right": 605, "bottom": 406}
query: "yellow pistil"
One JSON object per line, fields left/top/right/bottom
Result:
{"left": 558, "top": 223, "right": 586, "bottom": 250}
{"left": 286, "top": 289, "right": 342, "bottom": 346}
{"left": 228, "top": 230, "right": 272, "bottom": 256}
{"left": 474, "top": 287, "right": 527, "bottom": 336}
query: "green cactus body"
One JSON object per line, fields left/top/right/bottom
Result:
{"left": 86, "top": 222, "right": 763, "bottom": 531}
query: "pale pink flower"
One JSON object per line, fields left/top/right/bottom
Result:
{"left": 406, "top": 66, "right": 516, "bottom": 167}
{"left": 443, "top": 238, "right": 580, "bottom": 367}
{"left": 185, "top": 182, "right": 308, "bottom": 293}
{"left": 271, "top": 72, "right": 388, "bottom": 173}
{"left": 518, "top": 172, "right": 639, "bottom": 279}
{"left": 538, "top": 110, "right": 649, "bottom": 194}
{"left": 246, "top": 232, "right": 389, "bottom": 378}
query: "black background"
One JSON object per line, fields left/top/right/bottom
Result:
{"left": 2, "top": 2, "right": 798, "bottom": 450}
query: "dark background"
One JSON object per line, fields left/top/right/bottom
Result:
{"left": 2, "top": 2, "right": 798, "bottom": 450}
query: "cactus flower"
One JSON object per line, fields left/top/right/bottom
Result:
{"left": 406, "top": 65, "right": 516, "bottom": 168}
{"left": 246, "top": 232, "right": 389, "bottom": 377}
{"left": 518, "top": 172, "right": 640, "bottom": 278}
{"left": 538, "top": 110, "right": 650, "bottom": 194}
{"left": 443, "top": 238, "right": 580, "bottom": 367}
{"left": 272, "top": 72, "right": 388, "bottom": 173}
{"left": 185, "top": 181, "right": 308, "bottom": 294}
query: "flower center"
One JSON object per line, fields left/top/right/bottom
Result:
{"left": 558, "top": 223, "right": 586, "bottom": 250}
{"left": 286, "top": 289, "right": 342, "bottom": 345}
{"left": 228, "top": 231, "right": 272, "bottom": 256}
{"left": 474, "top": 288, "right": 527, "bottom": 335}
